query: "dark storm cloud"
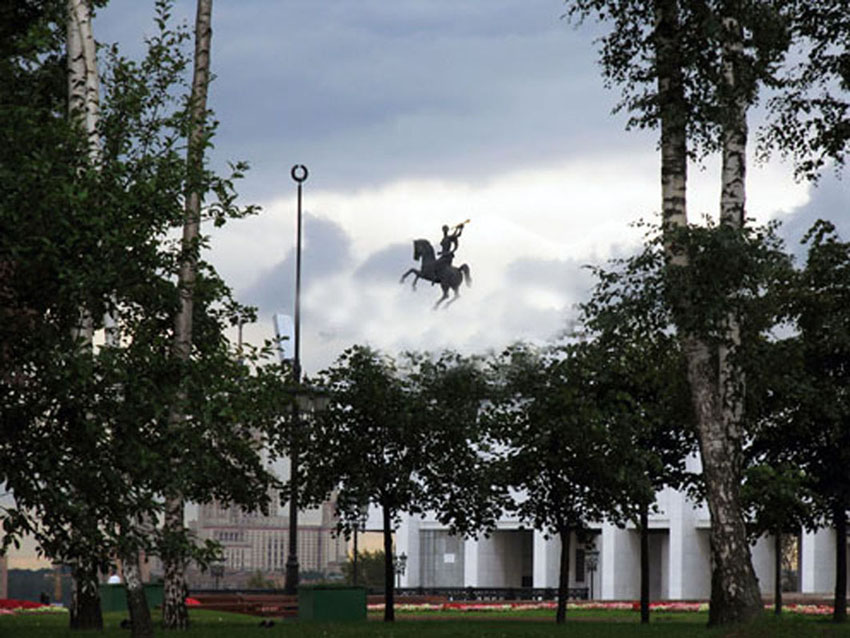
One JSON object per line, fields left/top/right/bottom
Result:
{"left": 94, "top": 1, "right": 643, "bottom": 203}
{"left": 241, "top": 214, "right": 353, "bottom": 313}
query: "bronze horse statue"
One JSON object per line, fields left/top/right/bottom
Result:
{"left": 400, "top": 239, "right": 472, "bottom": 309}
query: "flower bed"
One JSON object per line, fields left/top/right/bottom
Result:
{"left": 369, "top": 600, "right": 839, "bottom": 615}
{"left": 631, "top": 601, "right": 708, "bottom": 613}
{"left": 780, "top": 604, "right": 833, "bottom": 616}
{"left": 369, "top": 601, "right": 652, "bottom": 613}
{"left": 0, "top": 599, "right": 67, "bottom": 615}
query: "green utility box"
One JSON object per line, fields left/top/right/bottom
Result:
{"left": 297, "top": 585, "right": 367, "bottom": 621}
{"left": 99, "top": 583, "right": 164, "bottom": 613}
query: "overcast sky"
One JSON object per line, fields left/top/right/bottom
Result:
{"left": 94, "top": 0, "right": 849, "bottom": 374}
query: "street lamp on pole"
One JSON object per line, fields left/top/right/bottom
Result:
{"left": 394, "top": 552, "right": 407, "bottom": 589}
{"left": 284, "top": 164, "right": 308, "bottom": 596}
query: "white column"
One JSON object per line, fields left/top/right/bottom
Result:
{"left": 601, "top": 523, "right": 639, "bottom": 600}
{"left": 464, "top": 537, "right": 479, "bottom": 587}
{"left": 600, "top": 523, "right": 617, "bottom": 600}
{"left": 802, "top": 528, "right": 835, "bottom": 594}
{"left": 750, "top": 534, "right": 775, "bottom": 596}
{"left": 667, "top": 486, "right": 684, "bottom": 599}
{"left": 398, "top": 517, "right": 419, "bottom": 587}
{"left": 532, "top": 530, "right": 555, "bottom": 588}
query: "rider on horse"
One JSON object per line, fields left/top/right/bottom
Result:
{"left": 400, "top": 222, "right": 472, "bottom": 308}
{"left": 435, "top": 222, "right": 465, "bottom": 279}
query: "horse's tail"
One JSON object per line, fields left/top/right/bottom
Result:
{"left": 460, "top": 264, "right": 472, "bottom": 287}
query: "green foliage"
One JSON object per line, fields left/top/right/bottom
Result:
{"left": 565, "top": 0, "right": 793, "bottom": 157}
{"left": 0, "top": 0, "right": 281, "bottom": 582}
{"left": 760, "top": 220, "right": 850, "bottom": 518}
{"left": 341, "top": 549, "right": 386, "bottom": 588}
{"left": 585, "top": 221, "right": 792, "bottom": 347}
{"left": 763, "top": 1, "right": 850, "bottom": 180}
{"left": 489, "top": 339, "right": 662, "bottom": 535}
{"left": 582, "top": 220, "right": 793, "bottom": 504}
{"left": 300, "top": 346, "right": 503, "bottom": 539}
{"left": 741, "top": 463, "right": 815, "bottom": 538}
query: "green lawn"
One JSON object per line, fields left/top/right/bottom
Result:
{"left": 4, "top": 609, "right": 850, "bottom": 637}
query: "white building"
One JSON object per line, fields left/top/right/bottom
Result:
{"left": 397, "top": 455, "right": 845, "bottom": 599}
{"left": 192, "top": 454, "right": 347, "bottom": 579}
{"left": 193, "top": 495, "right": 346, "bottom": 577}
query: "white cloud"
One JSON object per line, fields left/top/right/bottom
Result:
{"left": 210, "top": 151, "right": 810, "bottom": 374}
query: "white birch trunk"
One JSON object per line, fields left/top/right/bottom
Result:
{"left": 700, "top": 11, "right": 762, "bottom": 625}
{"left": 655, "top": 0, "right": 761, "bottom": 625}
{"left": 122, "top": 556, "right": 154, "bottom": 638}
{"left": 654, "top": 0, "right": 688, "bottom": 265}
{"left": 67, "top": 0, "right": 98, "bottom": 345}
{"left": 66, "top": 3, "right": 101, "bottom": 630}
{"left": 162, "top": 0, "right": 213, "bottom": 630}
{"left": 68, "top": 0, "right": 100, "bottom": 166}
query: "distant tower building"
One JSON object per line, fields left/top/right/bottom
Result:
{"left": 189, "top": 314, "right": 345, "bottom": 586}
{"left": 194, "top": 479, "right": 346, "bottom": 582}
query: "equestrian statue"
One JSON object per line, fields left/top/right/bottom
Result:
{"left": 400, "top": 220, "right": 472, "bottom": 309}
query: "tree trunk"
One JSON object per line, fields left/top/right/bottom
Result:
{"left": 774, "top": 530, "right": 782, "bottom": 616}
{"left": 654, "top": 0, "right": 688, "bottom": 252}
{"left": 67, "top": 0, "right": 95, "bottom": 347}
{"left": 640, "top": 501, "right": 650, "bottom": 624}
{"left": 67, "top": 0, "right": 100, "bottom": 162}
{"left": 655, "top": 0, "right": 762, "bottom": 625}
{"left": 556, "top": 525, "right": 570, "bottom": 624}
{"left": 688, "top": 340, "right": 762, "bottom": 626}
{"left": 161, "top": 496, "right": 189, "bottom": 630}
{"left": 702, "top": 10, "right": 762, "bottom": 626}
{"left": 834, "top": 503, "right": 847, "bottom": 623}
{"left": 69, "top": 563, "right": 102, "bottom": 631}
{"left": 163, "top": 0, "right": 213, "bottom": 629}
{"left": 382, "top": 502, "right": 394, "bottom": 622}
{"left": 66, "top": 6, "right": 100, "bottom": 631}
{"left": 123, "top": 557, "right": 153, "bottom": 638}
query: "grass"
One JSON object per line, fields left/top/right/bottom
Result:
{"left": 5, "top": 609, "right": 850, "bottom": 637}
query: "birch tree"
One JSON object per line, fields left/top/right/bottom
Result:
{"left": 66, "top": 0, "right": 103, "bottom": 629}
{"left": 162, "top": 0, "right": 213, "bottom": 629}
{"left": 565, "top": 0, "right": 791, "bottom": 623}
{"left": 3, "top": 4, "right": 271, "bottom": 637}
{"left": 68, "top": 2, "right": 152, "bottom": 632}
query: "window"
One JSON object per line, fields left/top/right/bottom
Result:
{"left": 575, "top": 549, "right": 585, "bottom": 583}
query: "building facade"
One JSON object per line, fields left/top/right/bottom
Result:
{"left": 193, "top": 494, "right": 346, "bottom": 578}
{"left": 398, "top": 456, "right": 845, "bottom": 599}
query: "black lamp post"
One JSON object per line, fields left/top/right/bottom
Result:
{"left": 284, "top": 164, "right": 308, "bottom": 596}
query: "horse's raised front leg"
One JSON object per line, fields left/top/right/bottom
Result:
{"left": 400, "top": 268, "right": 421, "bottom": 289}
